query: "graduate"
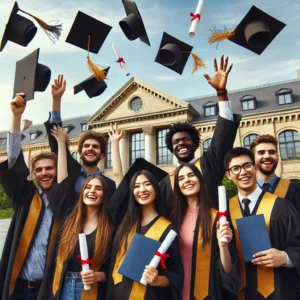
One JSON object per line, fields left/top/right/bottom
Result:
{"left": 225, "top": 147, "right": 300, "bottom": 300}
{"left": 250, "top": 134, "right": 300, "bottom": 213}
{"left": 161, "top": 55, "right": 241, "bottom": 210}
{"left": 170, "top": 163, "right": 241, "bottom": 300}
{"left": 38, "top": 125, "right": 114, "bottom": 299}
{"left": 0, "top": 95, "right": 59, "bottom": 300}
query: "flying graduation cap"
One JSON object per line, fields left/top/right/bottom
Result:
{"left": 13, "top": 48, "right": 51, "bottom": 101}
{"left": 155, "top": 32, "right": 205, "bottom": 75}
{"left": 208, "top": 6, "right": 286, "bottom": 55}
{"left": 1, "top": 1, "right": 62, "bottom": 51}
{"left": 119, "top": 0, "right": 150, "bottom": 46}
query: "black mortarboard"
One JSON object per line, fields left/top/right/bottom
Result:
{"left": 13, "top": 48, "right": 51, "bottom": 101}
{"left": 1, "top": 2, "right": 37, "bottom": 52}
{"left": 229, "top": 6, "right": 286, "bottom": 55}
{"left": 155, "top": 32, "right": 193, "bottom": 75}
{"left": 74, "top": 67, "right": 110, "bottom": 98}
{"left": 119, "top": 0, "right": 150, "bottom": 46}
{"left": 66, "top": 11, "right": 112, "bottom": 54}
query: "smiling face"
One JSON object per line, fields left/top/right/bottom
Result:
{"left": 172, "top": 132, "right": 196, "bottom": 163}
{"left": 177, "top": 165, "right": 201, "bottom": 197}
{"left": 33, "top": 158, "right": 57, "bottom": 192}
{"left": 133, "top": 174, "right": 156, "bottom": 206}
{"left": 83, "top": 178, "right": 104, "bottom": 207}
{"left": 254, "top": 143, "right": 279, "bottom": 176}
{"left": 80, "top": 139, "right": 104, "bottom": 167}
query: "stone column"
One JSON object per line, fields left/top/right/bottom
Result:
{"left": 143, "top": 126, "right": 155, "bottom": 164}
{"left": 120, "top": 130, "right": 130, "bottom": 173}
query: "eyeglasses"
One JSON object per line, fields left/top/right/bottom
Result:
{"left": 228, "top": 162, "right": 255, "bottom": 175}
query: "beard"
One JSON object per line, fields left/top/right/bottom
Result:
{"left": 37, "top": 175, "right": 57, "bottom": 192}
{"left": 81, "top": 155, "right": 101, "bottom": 167}
{"left": 175, "top": 149, "right": 195, "bottom": 163}
{"left": 257, "top": 159, "right": 278, "bottom": 176}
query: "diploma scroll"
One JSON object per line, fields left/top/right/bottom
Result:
{"left": 189, "top": 0, "right": 204, "bottom": 37}
{"left": 112, "top": 43, "right": 130, "bottom": 76}
{"left": 140, "top": 230, "right": 177, "bottom": 285}
{"left": 218, "top": 186, "right": 228, "bottom": 244}
{"left": 79, "top": 233, "right": 91, "bottom": 290}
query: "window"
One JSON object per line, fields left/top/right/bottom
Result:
{"left": 279, "top": 130, "right": 300, "bottom": 160}
{"left": 130, "top": 97, "right": 143, "bottom": 112}
{"left": 156, "top": 129, "right": 173, "bottom": 165}
{"left": 0, "top": 138, "right": 6, "bottom": 145}
{"left": 240, "top": 95, "right": 256, "bottom": 111}
{"left": 29, "top": 131, "right": 41, "bottom": 141}
{"left": 72, "top": 151, "right": 81, "bottom": 162}
{"left": 203, "top": 138, "right": 212, "bottom": 152}
{"left": 105, "top": 137, "right": 112, "bottom": 169}
{"left": 130, "top": 132, "right": 145, "bottom": 165}
{"left": 62, "top": 124, "right": 75, "bottom": 134}
{"left": 203, "top": 102, "right": 217, "bottom": 117}
{"left": 81, "top": 123, "right": 89, "bottom": 132}
{"left": 243, "top": 134, "right": 258, "bottom": 149}
{"left": 276, "top": 88, "right": 293, "bottom": 105}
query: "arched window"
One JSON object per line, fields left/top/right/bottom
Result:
{"left": 203, "top": 138, "right": 212, "bottom": 153}
{"left": 243, "top": 134, "right": 258, "bottom": 149}
{"left": 279, "top": 130, "right": 300, "bottom": 160}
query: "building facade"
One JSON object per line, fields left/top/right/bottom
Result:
{"left": 0, "top": 76, "right": 299, "bottom": 180}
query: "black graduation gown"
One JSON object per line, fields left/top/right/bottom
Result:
{"left": 0, "top": 152, "right": 58, "bottom": 300}
{"left": 160, "top": 114, "right": 242, "bottom": 212}
{"left": 106, "top": 216, "right": 184, "bottom": 300}
{"left": 229, "top": 192, "right": 300, "bottom": 300}
{"left": 44, "top": 118, "right": 116, "bottom": 201}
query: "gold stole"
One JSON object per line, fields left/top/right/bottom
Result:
{"left": 9, "top": 190, "right": 59, "bottom": 296}
{"left": 169, "top": 158, "right": 202, "bottom": 190}
{"left": 229, "top": 193, "right": 277, "bottom": 300}
{"left": 273, "top": 178, "right": 290, "bottom": 198}
{"left": 53, "top": 228, "right": 102, "bottom": 299}
{"left": 194, "top": 209, "right": 217, "bottom": 300}
{"left": 112, "top": 216, "right": 171, "bottom": 300}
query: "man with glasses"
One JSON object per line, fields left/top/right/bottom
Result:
{"left": 224, "top": 147, "right": 300, "bottom": 300}
{"left": 250, "top": 134, "right": 300, "bottom": 213}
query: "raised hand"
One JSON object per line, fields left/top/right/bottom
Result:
{"left": 108, "top": 122, "right": 123, "bottom": 142}
{"left": 10, "top": 93, "right": 26, "bottom": 116}
{"left": 51, "top": 74, "right": 66, "bottom": 100}
{"left": 51, "top": 125, "right": 68, "bottom": 144}
{"left": 203, "top": 54, "right": 233, "bottom": 92}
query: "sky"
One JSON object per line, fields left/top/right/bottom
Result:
{"left": 0, "top": 0, "right": 300, "bottom": 131}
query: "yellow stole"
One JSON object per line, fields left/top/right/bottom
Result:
{"left": 193, "top": 209, "right": 217, "bottom": 300}
{"left": 9, "top": 190, "right": 59, "bottom": 296}
{"left": 229, "top": 193, "right": 277, "bottom": 300}
{"left": 53, "top": 228, "right": 103, "bottom": 299}
{"left": 273, "top": 178, "right": 290, "bottom": 198}
{"left": 112, "top": 216, "right": 171, "bottom": 300}
{"left": 169, "top": 158, "right": 202, "bottom": 190}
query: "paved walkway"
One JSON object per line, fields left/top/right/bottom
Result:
{"left": 0, "top": 218, "right": 11, "bottom": 256}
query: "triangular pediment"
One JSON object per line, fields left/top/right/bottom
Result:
{"left": 88, "top": 77, "right": 198, "bottom": 126}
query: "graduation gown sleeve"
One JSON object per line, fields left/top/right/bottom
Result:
{"left": 285, "top": 180, "right": 300, "bottom": 214}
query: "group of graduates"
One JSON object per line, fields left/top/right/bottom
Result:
{"left": 1, "top": 55, "right": 300, "bottom": 300}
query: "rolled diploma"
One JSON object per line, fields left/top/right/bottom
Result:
{"left": 218, "top": 186, "right": 228, "bottom": 244}
{"left": 140, "top": 230, "right": 177, "bottom": 285}
{"left": 79, "top": 233, "right": 91, "bottom": 290}
{"left": 189, "top": 0, "right": 204, "bottom": 37}
{"left": 112, "top": 43, "right": 130, "bottom": 76}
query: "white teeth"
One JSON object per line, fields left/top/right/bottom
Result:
{"left": 240, "top": 178, "right": 250, "bottom": 182}
{"left": 184, "top": 184, "right": 194, "bottom": 189}
{"left": 179, "top": 148, "right": 187, "bottom": 153}
{"left": 87, "top": 195, "right": 97, "bottom": 200}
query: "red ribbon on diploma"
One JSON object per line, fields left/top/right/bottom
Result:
{"left": 155, "top": 251, "right": 170, "bottom": 269}
{"left": 190, "top": 12, "right": 200, "bottom": 22}
{"left": 217, "top": 211, "right": 228, "bottom": 219}
{"left": 77, "top": 254, "right": 94, "bottom": 265}
{"left": 116, "top": 57, "right": 125, "bottom": 68}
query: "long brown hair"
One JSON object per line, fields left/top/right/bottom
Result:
{"left": 170, "top": 163, "right": 212, "bottom": 247}
{"left": 58, "top": 176, "right": 114, "bottom": 266}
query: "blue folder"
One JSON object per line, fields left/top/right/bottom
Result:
{"left": 118, "top": 233, "right": 162, "bottom": 282}
{"left": 236, "top": 214, "right": 272, "bottom": 262}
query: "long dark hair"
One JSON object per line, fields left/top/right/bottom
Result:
{"left": 170, "top": 163, "right": 213, "bottom": 247}
{"left": 113, "top": 170, "right": 161, "bottom": 257}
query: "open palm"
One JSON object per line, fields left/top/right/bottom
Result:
{"left": 52, "top": 74, "right": 66, "bottom": 99}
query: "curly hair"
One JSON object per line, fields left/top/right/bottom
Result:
{"left": 165, "top": 122, "right": 200, "bottom": 152}
{"left": 250, "top": 134, "right": 278, "bottom": 152}
{"left": 78, "top": 130, "right": 107, "bottom": 156}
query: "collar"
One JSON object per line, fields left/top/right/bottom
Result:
{"left": 257, "top": 174, "right": 278, "bottom": 188}
{"left": 238, "top": 185, "right": 262, "bottom": 205}
{"left": 38, "top": 187, "right": 49, "bottom": 207}
{"left": 80, "top": 165, "right": 101, "bottom": 178}
{"left": 176, "top": 157, "right": 198, "bottom": 167}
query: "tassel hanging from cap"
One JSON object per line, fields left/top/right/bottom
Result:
{"left": 87, "top": 35, "right": 108, "bottom": 82}
{"left": 183, "top": 51, "right": 206, "bottom": 74}
{"left": 208, "top": 27, "right": 235, "bottom": 46}
{"left": 19, "top": 8, "right": 62, "bottom": 43}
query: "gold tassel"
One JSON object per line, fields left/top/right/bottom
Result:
{"left": 208, "top": 27, "right": 235, "bottom": 45}
{"left": 87, "top": 35, "right": 108, "bottom": 82}
{"left": 19, "top": 9, "right": 62, "bottom": 43}
{"left": 183, "top": 51, "right": 206, "bottom": 74}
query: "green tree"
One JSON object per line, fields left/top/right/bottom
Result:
{"left": 0, "top": 184, "right": 11, "bottom": 210}
{"left": 222, "top": 176, "right": 237, "bottom": 199}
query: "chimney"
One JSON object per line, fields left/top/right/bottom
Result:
{"left": 21, "top": 119, "right": 32, "bottom": 132}
{"left": 298, "top": 69, "right": 300, "bottom": 80}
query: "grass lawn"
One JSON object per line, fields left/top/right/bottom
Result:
{"left": 0, "top": 209, "right": 13, "bottom": 219}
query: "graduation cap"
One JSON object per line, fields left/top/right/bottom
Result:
{"left": 74, "top": 67, "right": 110, "bottom": 98}
{"left": 155, "top": 32, "right": 205, "bottom": 75}
{"left": 13, "top": 48, "right": 51, "bottom": 101}
{"left": 208, "top": 6, "right": 286, "bottom": 55}
{"left": 119, "top": 0, "right": 150, "bottom": 46}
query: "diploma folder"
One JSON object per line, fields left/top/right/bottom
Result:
{"left": 118, "top": 233, "right": 161, "bottom": 282}
{"left": 236, "top": 214, "right": 272, "bottom": 262}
